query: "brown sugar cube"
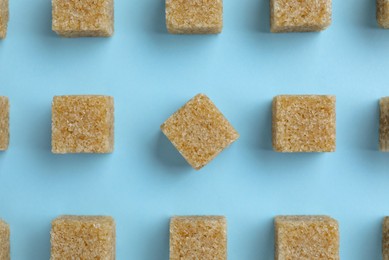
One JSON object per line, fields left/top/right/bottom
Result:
{"left": 0, "top": 96, "right": 9, "bottom": 151}
{"left": 166, "top": 0, "right": 223, "bottom": 34}
{"left": 0, "top": 0, "right": 8, "bottom": 39}
{"left": 377, "top": 0, "right": 389, "bottom": 28}
{"left": 52, "top": 0, "right": 114, "bottom": 37}
{"left": 275, "top": 215, "right": 339, "bottom": 260}
{"left": 161, "top": 94, "right": 239, "bottom": 170}
{"left": 383, "top": 217, "right": 389, "bottom": 259}
{"left": 51, "top": 215, "right": 115, "bottom": 260}
{"left": 170, "top": 216, "right": 227, "bottom": 260}
{"left": 270, "top": 0, "right": 332, "bottom": 32}
{"left": 52, "top": 95, "right": 114, "bottom": 154}
{"left": 379, "top": 97, "right": 389, "bottom": 151}
{"left": 272, "top": 95, "right": 336, "bottom": 152}
{"left": 0, "top": 219, "right": 10, "bottom": 260}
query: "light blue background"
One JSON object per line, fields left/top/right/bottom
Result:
{"left": 0, "top": 0, "right": 389, "bottom": 259}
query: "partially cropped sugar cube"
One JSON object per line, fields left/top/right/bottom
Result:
{"left": 0, "top": 0, "right": 8, "bottom": 39}
{"left": 166, "top": 0, "right": 223, "bottom": 34}
{"left": 377, "top": 0, "right": 389, "bottom": 28}
{"left": 52, "top": 0, "right": 114, "bottom": 37}
{"left": 380, "top": 97, "right": 389, "bottom": 151}
{"left": 382, "top": 217, "right": 389, "bottom": 259}
{"left": 270, "top": 0, "right": 332, "bottom": 32}
{"left": 51, "top": 215, "right": 115, "bottom": 260}
{"left": 272, "top": 95, "right": 336, "bottom": 152}
{"left": 0, "top": 96, "right": 9, "bottom": 151}
{"left": 170, "top": 216, "right": 227, "bottom": 260}
{"left": 0, "top": 219, "right": 10, "bottom": 260}
{"left": 275, "top": 216, "right": 339, "bottom": 260}
{"left": 52, "top": 95, "right": 114, "bottom": 154}
{"left": 161, "top": 94, "right": 239, "bottom": 170}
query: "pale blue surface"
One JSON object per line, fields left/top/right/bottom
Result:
{"left": 0, "top": 0, "right": 389, "bottom": 259}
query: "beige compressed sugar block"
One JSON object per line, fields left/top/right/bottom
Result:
{"left": 170, "top": 216, "right": 227, "bottom": 260}
{"left": 271, "top": 0, "right": 332, "bottom": 32}
{"left": 0, "top": 97, "right": 9, "bottom": 151}
{"left": 166, "top": 0, "right": 223, "bottom": 34}
{"left": 52, "top": 0, "right": 114, "bottom": 37}
{"left": 377, "top": 0, "right": 389, "bottom": 28}
{"left": 272, "top": 95, "right": 336, "bottom": 152}
{"left": 380, "top": 97, "right": 389, "bottom": 151}
{"left": 161, "top": 94, "right": 239, "bottom": 170}
{"left": 52, "top": 95, "right": 114, "bottom": 154}
{"left": 275, "top": 216, "right": 339, "bottom": 260}
{"left": 0, "top": 0, "right": 8, "bottom": 39}
{"left": 383, "top": 217, "right": 389, "bottom": 259}
{"left": 0, "top": 219, "right": 10, "bottom": 260}
{"left": 51, "top": 215, "right": 115, "bottom": 260}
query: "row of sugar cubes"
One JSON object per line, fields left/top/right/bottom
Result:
{"left": 2, "top": 95, "right": 389, "bottom": 170}
{"left": 2, "top": 215, "right": 389, "bottom": 259}
{"left": 1, "top": 0, "right": 389, "bottom": 39}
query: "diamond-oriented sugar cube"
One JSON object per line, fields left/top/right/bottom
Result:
{"left": 52, "top": 0, "right": 114, "bottom": 37}
{"left": 166, "top": 0, "right": 223, "bottom": 34}
{"left": 161, "top": 94, "right": 239, "bottom": 170}
{"left": 380, "top": 97, "right": 389, "bottom": 151}
{"left": 0, "top": 96, "right": 9, "bottom": 151}
{"left": 50, "top": 215, "right": 115, "bottom": 260}
{"left": 0, "top": 0, "right": 9, "bottom": 39}
{"left": 0, "top": 219, "right": 10, "bottom": 260}
{"left": 272, "top": 95, "right": 336, "bottom": 152}
{"left": 275, "top": 216, "right": 339, "bottom": 260}
{"left": 271, "top": 0, "right": 332, "bottom": 32}
{"left": 170, "top": 216, "right": 227, "bottom": 260}
{"left": 51, "top": 95, "right": 114, "bottom": 154}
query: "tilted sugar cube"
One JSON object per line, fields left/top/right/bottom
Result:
{"left": 161, "top": 94, "right": 239, "bottom": 170}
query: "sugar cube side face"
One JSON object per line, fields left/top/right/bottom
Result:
{"left": 380, "top": 97, "right": 389, "bottom": 151}
{"left": 0, "top": 0, "right": 8, "bottom": 39}
{"left": 0, "top": 96, "right": 9, "bottom": 151}
{"left": 161, "top": 94, "right": 239, "bottom": 170}
{"left": 275, "top": 215, "right": 339, "bottom": 260}
{"left": 0, "top": 219, "right": 10, "bottom": 260}
{"left": 383, "top": 217, "right": 389, "bottom": 260}
{"left": 270, "top": 0, "right": 332, "bottom": 32}
{"left": 52, "top": 0, "right": 114, "bottom": 37}
{"left": 170, "top": 216, "right": 227, "bottom": 260}
{"left": 272, "top": 95, "right": 336, "bottom": 152}
{"left": 166, "top": 0, "right": 223, "bottom": 34}
{"left": 51, "top": 95, "right": 114, "bottom": 154}
{"left": 377, "top": 0, "right": 389, "bottom": 28}
{"left": 50, "top": 215, "right": 115, "bottom": 260}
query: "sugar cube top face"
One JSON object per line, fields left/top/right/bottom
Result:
{"left": 0, "top": 0, "right": 8, "bottom": 39}
{"left": 383, "top": 217, "right": 389, "bottom": 259}
{"left": 170, "top": 216, "right": 227, "bottom": 260}
{"left": 380, "top": 97, "right": 389, "bottom": 151}
{"left": 52, "top": 0, "right": 114, "bottom": 37}
{"left": 166, "top": 0, "right": 223, "bottom": 34}
{"left": 377, "top": 0, "right": 389, "bottom": 28}
{"left": 275, "top": 216, "right": 339, "bottom": 260}
{"left": 272, "top": 95, "right": 336, "bottom": 152}
{"left": 161, "top": 94, "right": 239, "bottom": 170}
{"left": 51, "top": 215, "right": 115, "bottom": 260}
{"left": 52, "top": 95, "right": 114, "bottom": 154}
{"left": 270, "top": 0, "right": 332, "bottom": 32}
{"left": 0, "top": 96, "right": 9, "bottom": 151}
{"left": 0, "top": 219, "right": 10, "bottom": 260}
